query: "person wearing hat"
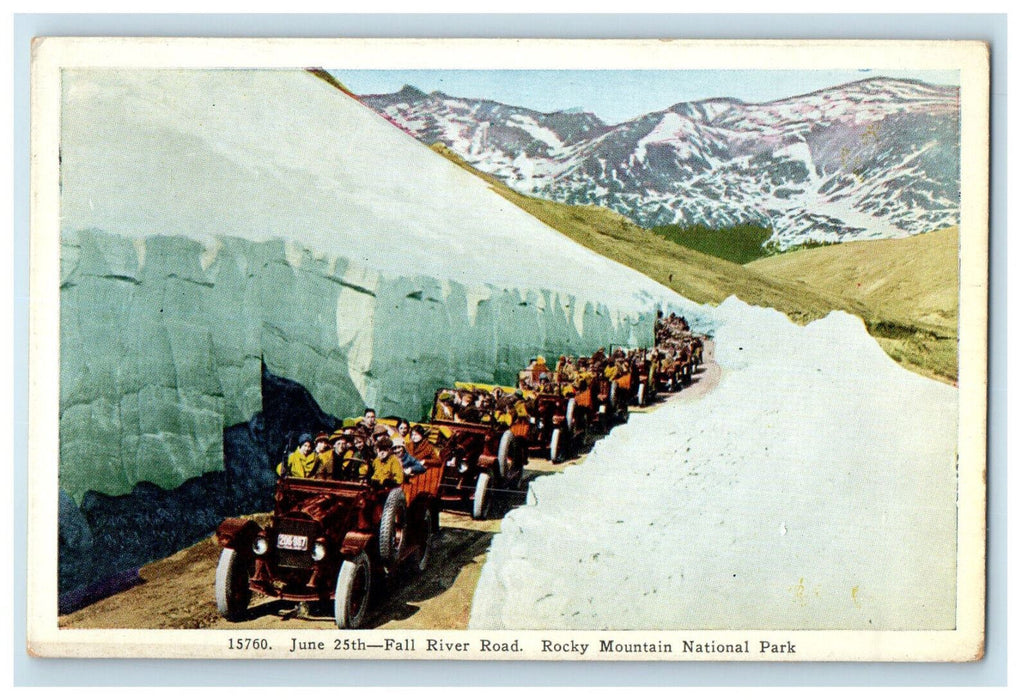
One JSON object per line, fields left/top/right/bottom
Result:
{"left": 351, "top": 430, "right": 375, "bottom": 464}
{"left": 530, "top": 355, "right": 549, "bottom": 384}
{"left": 311, "top": 433, "right": 333, "bottom": 478}
{"left": 324, "top": 430, "right": 352, "bottom": 480}
{"left": 278, "top": 433, "right": 318, "bottom": 478}
{"left": 409, "top": 424, "right": 442, "bottom": 470}
{"left": 391, "top": 436, "right": 426, "bottom": 478}
{"left": 492, "top": 395, "right": 514, "bottom": 426}
{"left": 360, "top": 436, "right": 406, "bottom": 487}
{"left": 455, "top": 391, "right": 481, "bottom": 423}
{"left": 512, "top": 390, "right": 531, "bottom": 421}
{"left": 434, "top": 393, "right": 456, "bottom": 421}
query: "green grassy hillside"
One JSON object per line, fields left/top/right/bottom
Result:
{"left": 651, "top": 223, "right": 775, "bottom": 264}
{"left": 430, "top": 143, "right": 957, "bottom": 384}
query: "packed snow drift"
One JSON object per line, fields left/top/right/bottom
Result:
{"left": 470, "top": 297, "right": 957, "bottom": 630}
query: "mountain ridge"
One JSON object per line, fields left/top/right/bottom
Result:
{"left": 359, "top": 77, "right": 959, "bottom": 249}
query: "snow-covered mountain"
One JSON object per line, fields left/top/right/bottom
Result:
{"left": 360, "top": 78, "right": 959, "bottom": 248}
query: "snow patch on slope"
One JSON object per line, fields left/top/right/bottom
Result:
{"left": 508, "top": 113, "right": 566, "bottom": 153}
{"left": 470, "top": 297, "right": 956, "bottom": 630}
{"left": 60, "top": 69, "right": 686, "bottom": 316}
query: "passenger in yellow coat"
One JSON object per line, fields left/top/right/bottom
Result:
{"left": 278, "top": 433, "right": 318, "bottom": 478}
{"left": 361, "top": 437, "right": 406, "bottom": 487}
{"left": 312, "top": 433, "right": 334, "bottom": 478}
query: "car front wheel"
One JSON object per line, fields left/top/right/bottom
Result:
{"left": 214, "top": 548, "right": 252, "bottom": 622}
{"left": 334, "top": 552, "right": 372, "bottom": 629}
{"left": 549, "top": 428, "right": 563, "bottom": 464}
{"left": 378, "top": 488, "right": 407, "bottom": 565}
{"left": 472, "top": 471, "right": 492, "bottom": 520}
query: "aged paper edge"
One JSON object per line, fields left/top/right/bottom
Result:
{"left": 27, "top": 37, "right": 989, "bottom": 662}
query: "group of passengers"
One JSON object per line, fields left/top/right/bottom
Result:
{"left": 277, "top": 408, "right": 442, "bottom": 487}
{"left": 433, "top": 386, "right": 532, "bottom": 426}
{"left": 519, "top": 351, "right": 639, "bottom": 398}
{"left": 278, "top": 313, "right": 704, "bottom": 484}
{"left": 653, "top": 311, "right": 704, "bottom": 373}
{"left": 514, "top": 314, "right": 704, "bottom": 399}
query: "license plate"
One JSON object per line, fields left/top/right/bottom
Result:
{"left": 277, "top": 533, "right": 308, "bottom": 551}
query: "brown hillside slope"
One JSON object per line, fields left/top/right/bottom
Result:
{"left": 748, "top": 227, "right": 957, "bottom": 330}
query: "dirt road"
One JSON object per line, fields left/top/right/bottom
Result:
{"left": 60, "top": 348, "right": 719, "bottom": 631}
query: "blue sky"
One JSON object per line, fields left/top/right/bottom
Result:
{"left": 331, "top": 69, "right": 959, "bottom": 125}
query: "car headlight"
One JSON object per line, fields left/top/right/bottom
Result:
{"left": 252, "top": 535, "right": 269, "bottom": 556}
{"left": 312, "top": 541, "right": 327, "bottom": 561}
{"left": 458, "top": 460, "right": 469, "bottom": 473}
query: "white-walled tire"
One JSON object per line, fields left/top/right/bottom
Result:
{"left": 334, "top": 552, "right": 371, "bottom": 629}
{"left": 214, "top": 548, "right": 252, "bottom": 621}
{"left": 565, "top": 398, "right": 576, "bottom": 431}
{"left": 496, "top": 430, "right": 516, "bottom": 480}
{"left": 472, "top": 472, "right": 492, "bottom": 520}
{"left": 378, "top": 488, "right": 407, "bottom": 565}
{"left": 637, "top": 383, "right": 647, "bottom": 406}
{"left": 549, "top": 428, "right": 563, "bottom": 464}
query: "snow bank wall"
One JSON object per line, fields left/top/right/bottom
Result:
{"left": 60, "top": 228, "right": 659, "bottom": 503}
{"left": 470, "top": 297, "right": 957, "bottom": 630}
{"left": 57, "top": 227, "right": 671, "bottom": 596}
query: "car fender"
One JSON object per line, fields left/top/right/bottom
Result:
{"left": 215, "top": 518, "right": 260, "bottom": 550}
{"left": 340, "top": 531, "right": 374, "bottom": 557}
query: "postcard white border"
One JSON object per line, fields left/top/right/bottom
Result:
{"left": 27, "top": 37, "right": 990, "bottom": 662}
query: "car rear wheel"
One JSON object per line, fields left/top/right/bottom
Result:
{"left": 637, "top": 382, "right": 647, "bottom": 406}
{"left": 414, "top": 507, "right": 434, "bottom": 573}
{"left": 472, "top": 471, "right": 492, "bottom": 520}
{"left": 378, "top": 488, "right": 407, "bottom": 565}
{"left": 334, "top": 552, "right": 371, "bottom": 629}
{"left": 214, "top": 548, "right": 251, "bottom": 621}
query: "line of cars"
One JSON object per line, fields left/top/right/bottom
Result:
{"left": 214, "top": 326, "right": 706, "bottom": 628}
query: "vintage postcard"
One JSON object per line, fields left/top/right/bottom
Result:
{"left": 27, "top": 37, "right": 988, "bottom": 661}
